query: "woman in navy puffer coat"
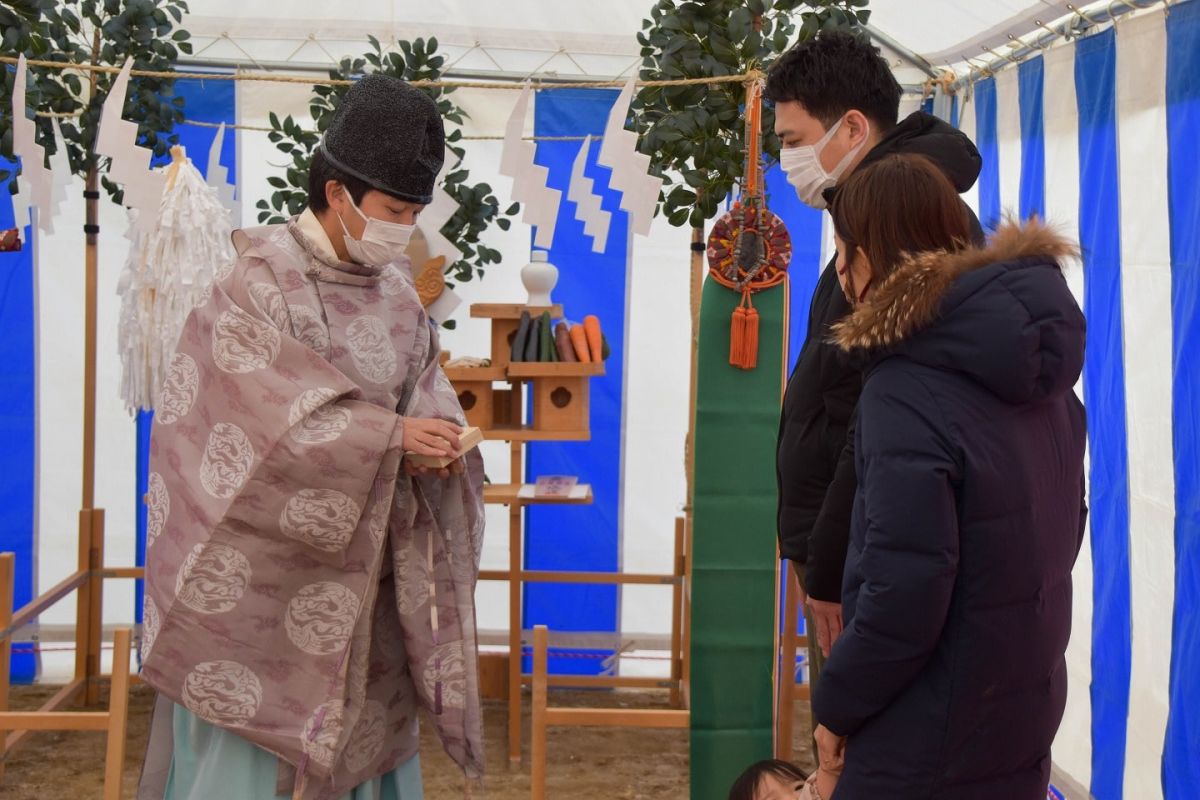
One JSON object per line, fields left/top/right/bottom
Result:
{"left": 810, "top": 153, "right": 1088, "bottom": 800}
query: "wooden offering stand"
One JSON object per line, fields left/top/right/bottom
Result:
{"left": 444, "top": 304, "right": 604, "bottom": 441}
{"left": 446, "top": 304, "right": 690, "bottom": 768}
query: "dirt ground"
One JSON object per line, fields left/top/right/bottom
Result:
{"left": 1, "top": 684, "right": 814, "bottom": 799}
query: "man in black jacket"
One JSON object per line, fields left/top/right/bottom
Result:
{"left": 767, "top": 32, "right": 984, "bottom": 697}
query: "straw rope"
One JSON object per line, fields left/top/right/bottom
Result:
{"left": 1, "top": 55, "right": 763, "bottom": 91}
{"left": 31, "top": 110, "right": 595, "bottom": 140}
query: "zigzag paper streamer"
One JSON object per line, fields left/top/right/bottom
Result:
{"left": 48, "top": 117, "right": 73, "bottom": 222}
{"left": 11, "top": 56, "right": 56, "bottom": 234}
{"left": 499, "top": 83, "right": 561, "bottom": 249}
{"left": 420, "top": 146, "right": 464, "bottom": 264}
{"left": 597, "top": 77, "right": 663, "bottom": 238}
{"left": 206, "top": 122, "right": 238, "bottom": 218}
{"left": 567, "top": 135, "right": 611, "bottom": 253}
{"left": 96, "top": 58, "right": 165, "bottom": 235}
{"left": 11, "top": 177, "right": 32, "bottom": 238}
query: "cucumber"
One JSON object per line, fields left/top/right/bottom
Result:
{"left": 524, "top": 315, "right": 540, "bottom": 362}
{"left": 539, "top": 312, "right": 554, "bottom": 362}
{"left": 511, "top": 311, "right": 532, "bottom": 362}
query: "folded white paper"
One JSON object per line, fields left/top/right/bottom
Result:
{"left": 206, "top": 122, "right": 238, "bottom": 219}
{"left": 11, "top": 56, "right": 56, "bottom": 234}
{"left": 419, "top": 146, "right": 465, "bottom": 265}
{"left": 567, "top": 135, "right": 611, "bottom": 254}
{"left": 500, "top": 83, "right": 562, "bottom": 249}
{"left": 596, "top": 77, "right": 663, "bottom": 238}
{"left": 96, "top": 58, "right": 166, "bottom": 235}
{"left": 427, "top": 284, "right": 463, "bottom": 324}
{"left": 517, "top": 483, "right": 591, "bottom": 500}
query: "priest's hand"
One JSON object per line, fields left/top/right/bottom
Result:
{"left": 403, "top": 417, "right": 462, "bottom": 456}
{"left": 404, "top": 457, "right": 467, "bottom": 480}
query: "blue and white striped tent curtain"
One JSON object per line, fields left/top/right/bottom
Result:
{"left": 958, "top": 4, "right": 1199, "bottom": 798}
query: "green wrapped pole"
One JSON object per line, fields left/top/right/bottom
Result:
{"left": 690, "top": 278, "right": 787, "bottom": 797}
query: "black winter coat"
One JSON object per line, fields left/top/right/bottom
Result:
{"left": 777, "top": 112, "right": 985, "bottom": 601}
{"left": 812, "top": 224, "right": 1088, "bottom": 799}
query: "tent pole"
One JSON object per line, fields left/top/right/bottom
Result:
{"left": 947, "top": 0, "right": 1161, "bottom": 92}
{"left": 862, "top": 23, "right": 940, "bottom": 79}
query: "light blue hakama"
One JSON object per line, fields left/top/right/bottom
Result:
{"left": 162, "top": 704, "right": 423, "bottom": 800}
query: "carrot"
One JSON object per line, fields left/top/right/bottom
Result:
{"left": 583, "top": 315, "right": 603, "bottom": 362}
{"left": 569, "top": 323, "right": 592, "bottom": 363}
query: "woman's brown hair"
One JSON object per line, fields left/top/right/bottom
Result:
{"left": 831, "top": 152, "right": 972, "bottom": 288}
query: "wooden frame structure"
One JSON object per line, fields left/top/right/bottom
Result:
{"left": 775, "top": 567, "right": 812, "bottom": 760}
{"left": 478, "top": 505, "right": 691, "bottom": 766}
{"left": 0, "top": 553, "right": 137, "bottom": 799}
{"left": 448, "top": 304, "right": 695, "bottom": 766}
{"left": 530, "top": 624, "right": 689, "bottom": 800}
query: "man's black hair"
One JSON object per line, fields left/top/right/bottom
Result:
{"left": 307, "top": 148, "right": 373, "bottom": 213}
{"left": 765, "top": 30, "right": 903, "bottom": 132}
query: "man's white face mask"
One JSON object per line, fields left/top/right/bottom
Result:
{"left": 337, "top": 193, "right": 416, "bottom": 266}
{"left": 779, "top": 115, "right": 869, "bottom": 209}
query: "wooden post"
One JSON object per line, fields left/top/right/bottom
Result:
{"left": 78, "top": 27, "right": 106, "bottom": 709}
{"left": 75, "top": 510, "right": 105, "bottom": 706}
{"left": 777, "top": 564, "right": 800, "bottom": 760}
{"left": 507, "top": 440, "right": 523, "bottom": 767}
{"left": 531, "top": 625, "right": 549, "bottom": 800}
{"left": 669, "top": 518, "right": 684, "bottom": 709}
{"left": 103, "top": 628, "right": 132, "bottom": 800}
{"left": 680, "top": 514, "right": 693, "bottom": 710}
{"left": 0, "top": 553, "right": 13, "bottom": 781}
{"left": 73, "top": 510, "right": 93, "bottom": 691}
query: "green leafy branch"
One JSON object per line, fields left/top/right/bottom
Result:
{"left": 632, "top": 0, "right": 870, "bottom": 229}
{"left": 255, "top": 35, "right": 518, "bottom": 286}
{"left": 0, "top": 0, "right": 193, "bottom": 201}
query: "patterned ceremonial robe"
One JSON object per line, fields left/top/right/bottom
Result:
{"left": 140, "top": 210, "right": 485, "bottom": 800}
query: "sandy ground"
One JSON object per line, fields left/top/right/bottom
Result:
{"left": 0, "top": 684, "right": 814, "bottom": 799}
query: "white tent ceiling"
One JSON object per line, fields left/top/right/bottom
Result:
{"left": 179, "top": 0, "right": 1118, "bottom": 90}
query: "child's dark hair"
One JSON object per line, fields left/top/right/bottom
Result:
{"left": 765, "top": 30, "right": 903, "bottom": 132}
{"left": 728, "top": 759, "right": 807, "bottom": 800}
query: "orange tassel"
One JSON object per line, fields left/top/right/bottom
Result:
{"left": 730, "top": 304, "right": 747, "bottom": 367}
{"left": 730, "top": 292, "right": 760, "bottom": 370}
{"left": 744, "top": 300, "right": 759, "bottom": 370}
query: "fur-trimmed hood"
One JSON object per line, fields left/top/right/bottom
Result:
{"left": 832, "top": 221, "right": 1086, "bottom": 405}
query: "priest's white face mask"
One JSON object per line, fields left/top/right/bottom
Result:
{"left": 337, "top": 192, "right": 417, "bottom": 267}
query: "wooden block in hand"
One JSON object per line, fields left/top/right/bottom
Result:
{"left": 406, "top": 426, "right": 484, "bottom": 469}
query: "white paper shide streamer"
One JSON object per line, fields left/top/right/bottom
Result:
{"left": 96, "top": 58, "right": 166, "bottom": 235}
{"left": 117, "top": 154, "right": 234, "bottom": 414}
{"left": 597, "top": 77, "right": 663, "bottom": 238}
{"left": 10, "top": 55, "right": 56, "bottom": 235}
{"left": 499, "top": 83, "right": 562, "bottom": 249}
{"left": 205, "top": 122, "right": 238, "bottom": 219}
{"left": 567, "top": 135, "right": 611, "bottom": 253}
{"left": 422, "top": 146, "right": 465, "bottom": 264}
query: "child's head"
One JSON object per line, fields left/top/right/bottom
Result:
{"left": 728, "top": 759, "right": 807, "bottom": 800}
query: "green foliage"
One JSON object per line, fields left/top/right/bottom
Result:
{"left": 0, "top": 0, "right": 192, "bottom": 200}
{"left": 632, "top": 0, "right": 870, "bottom": 229}
{"left": 256, "top": 35, "right": 518, "bottom": 285}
